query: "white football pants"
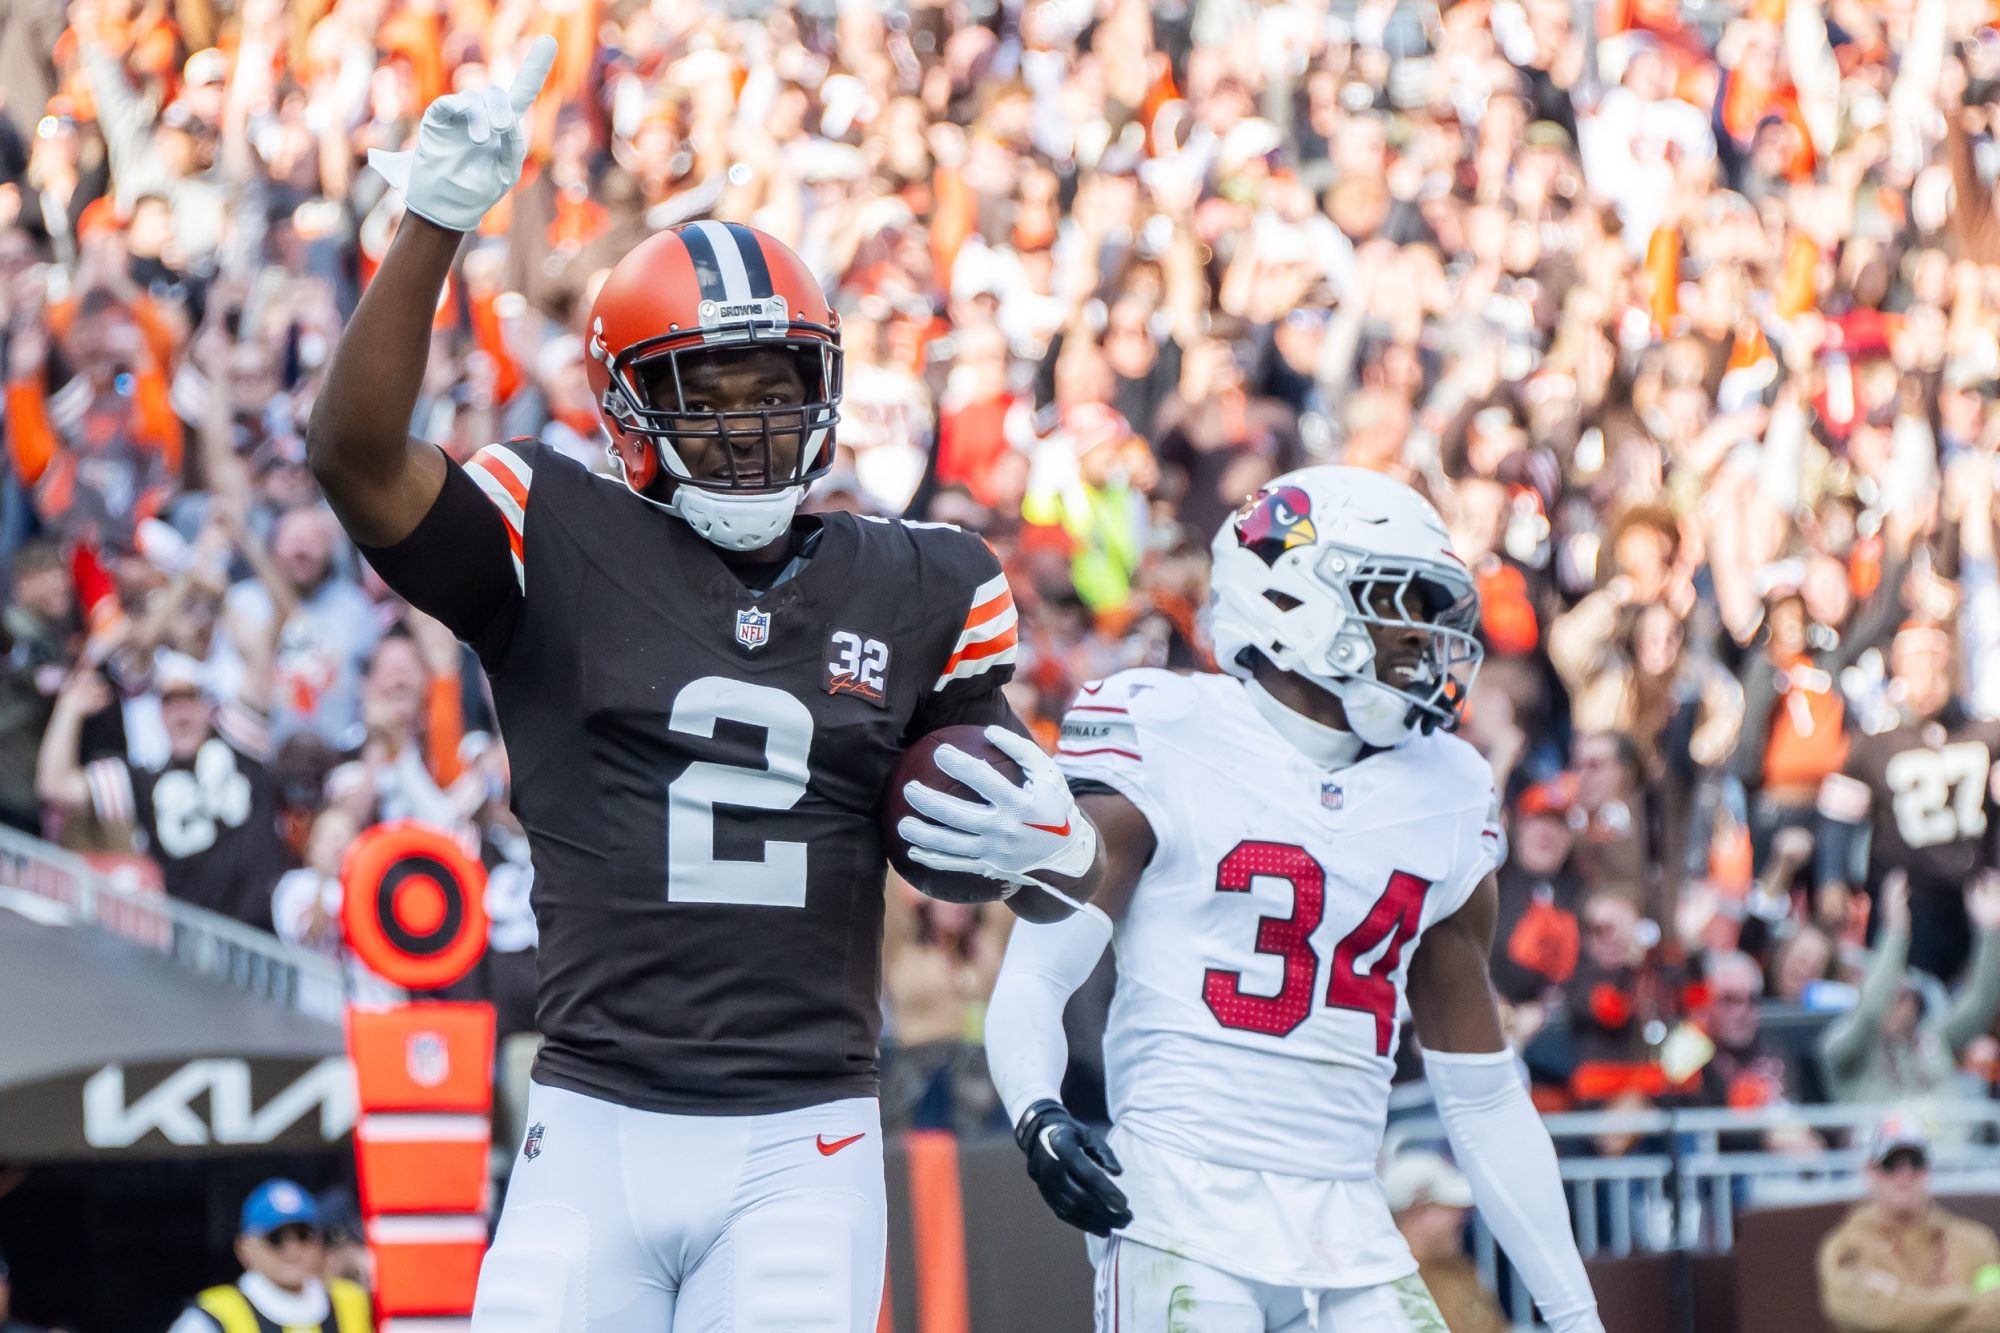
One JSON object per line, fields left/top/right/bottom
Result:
{"left": 1094, "top": 1235, "right": 1449, "bottom": 1333}
{"left": 472, "top": 1082, "right": 886, "bottom": 1332}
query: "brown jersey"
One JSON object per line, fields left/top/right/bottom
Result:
{"left": 1847, "top": 712, "right": 2000, "bottom": 890}
{"left": 363, "top": 440, "right": 1018, "bottom": 1112}
{"left": 84, "top": 706, "right": 289, "bottom": 931}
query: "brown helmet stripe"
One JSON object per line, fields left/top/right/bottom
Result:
{"left": 722, "top": 221, "right": 775, "bottom": 299}
{"left": 676, "top": 224, "right": 729, "bottom": 303}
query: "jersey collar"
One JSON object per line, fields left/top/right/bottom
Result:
{"left": 1244, "top": 679, "right": 1368, "bottom": 772}
{"left": 686, "top": 513, "right": 852, "bottom": 613}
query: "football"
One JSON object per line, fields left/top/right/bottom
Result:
{"left": 880, "top": 724, "right": 1024, "bottom": 903}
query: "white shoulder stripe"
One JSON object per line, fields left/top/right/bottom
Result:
{"left": 933, "top": 644, "right": 1018, "bottom": 690}
{"left": 479, "top": 443, "right": 535, "bottom": 491}
{"left": 950, "top": 604, "right": 1017, "bottom": 651}
{"left": 468, "top": 462, "right": 525, "bottom": 534}
{"left": 689, "top": 219, "right": 752, "bottom": 301}
{"left": 969, "top": 572, "right": 1011, "bottom": 607}
{"left": 467, "top": 447, "right": 529, "bottom": 593}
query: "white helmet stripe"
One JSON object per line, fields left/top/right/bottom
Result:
{"left": 687, "top": 220, "right": 753, "bottom": 302}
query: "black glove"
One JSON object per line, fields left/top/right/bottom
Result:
{"left": 1014, "top": 1099, "right": 1133, "bottom": 1236}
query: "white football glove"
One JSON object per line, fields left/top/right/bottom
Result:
{"left": 367, "top": 36, "right": 557, "bottom": 233}
{"left": 899, "top": 726, "right": 1099, "bottom": 891}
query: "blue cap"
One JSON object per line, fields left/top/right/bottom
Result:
{"left": 240, "top": 1178, "right": 320, "bottom": 1238}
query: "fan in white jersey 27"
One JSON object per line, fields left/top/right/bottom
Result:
{"left": 980, "top": 467, "right": 1604, "bottom": 1333}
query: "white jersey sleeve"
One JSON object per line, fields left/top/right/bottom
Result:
{"left": 1426, "top": 740, "right": 1508, "bottom": 927}
{"left": 1054, "top": 668, "right": 1199, "bottom": 849}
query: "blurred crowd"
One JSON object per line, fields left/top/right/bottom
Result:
{"left": 4, "top": 0, "right": 2000, "bottom": 1157}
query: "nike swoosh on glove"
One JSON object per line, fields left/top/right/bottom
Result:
{"left": 368, "top": 35, "right": 557, "bottom": 233}
{"left": 1016, "top": 1100, "right": 1132, "bottom": 1237}
{"left": 898, "top": 725, "right": 1099, "bottom": 890}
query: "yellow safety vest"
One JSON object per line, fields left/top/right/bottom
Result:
{"left": 194, "top": 1278, "right": 373, "bottom": 1333}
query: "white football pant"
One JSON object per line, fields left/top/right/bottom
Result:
{"left": 472, "top": 1082, "right": 886, "bottom": 1332}
{"left": 1094, "top": 1235, "right": 1449, "bottom": 1333}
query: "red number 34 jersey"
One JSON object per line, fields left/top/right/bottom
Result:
{"left": 1056, "top": 669, "right": 1500, "bottom": 1175}
{"left": 1055, "top": 669, "right": 1501, "bottom": 1288}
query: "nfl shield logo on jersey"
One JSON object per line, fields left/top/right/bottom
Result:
{"left": 405, "top": 1031, "right": 449, "bottom": 1088}
{"left": 736, "top": 605, "right": 772, "bottom": 651}
{"left": 523, "top": 1122, "right": 545, "bottom": 1160}
{"left": 1320, "top": 781, "right": 1344, "bottom": 811}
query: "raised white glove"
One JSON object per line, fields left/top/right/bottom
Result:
{"left": 898, "top": 725, "right": 1099, "bottom": 890}
{"left": 367, "top": 36, "right": 556, "bottom": 233}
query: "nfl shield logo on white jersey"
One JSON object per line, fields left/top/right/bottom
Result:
{"left": 523, "top": 1122, "right": 545, "bottom": 1160}
{"left": 405, "top": 1031, "right": 449, "bottom": 1088}
{"left": 736, "top": 605, "right": 772, "bottom": 650}
{"left": 1320, "top": 782, "right": 1344, "bottom": 811}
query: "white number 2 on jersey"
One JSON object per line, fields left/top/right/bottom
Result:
{"left": 665, "top": 676, "right": 814, "bottom": 907}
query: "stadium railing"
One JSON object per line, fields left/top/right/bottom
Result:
{"left": 0, "top": 823, "right": 401, "bottom": 1021}
{"left": 1386, "top": 1098, "right": 2000, "bottom": 1327}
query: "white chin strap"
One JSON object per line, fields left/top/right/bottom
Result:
{"left": 663, "top": 485, "right": 804, "bottom": 551}
{"left": 1245, "top": 680, "right": 1367, "bottom": 769}
{"left": 1325, "top": 671, "right": 1415, "bottom": 747}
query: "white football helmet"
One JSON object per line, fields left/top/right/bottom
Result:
{"left": 1208, "top": 466, "right": 1483, "bottom": 747}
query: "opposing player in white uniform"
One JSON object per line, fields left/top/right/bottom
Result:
{"left": 978, "top": 469, "right": 1602, "bottom": 1331}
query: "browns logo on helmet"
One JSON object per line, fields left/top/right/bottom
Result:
{"left": 585, "top": 221, "right": 843, "bottom": 550}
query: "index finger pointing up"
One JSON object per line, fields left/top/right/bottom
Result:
{"left": 509, "top": 35, "right": 558, "bottom": 116}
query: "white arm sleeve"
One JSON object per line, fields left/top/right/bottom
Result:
{"left": 1424, "top": 1047, "right": 1603, "bottom": 1333}
{"left": 984, "top": 903, "right": 1115, "bottom": 1125}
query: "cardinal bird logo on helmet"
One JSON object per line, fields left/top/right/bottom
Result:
{"left": 1234, "top": 485, "right": 1317, "bottom": 566}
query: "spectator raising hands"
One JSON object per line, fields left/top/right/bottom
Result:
{"left": 1821, "top": 872, "right": 2000, "bottom": 1108}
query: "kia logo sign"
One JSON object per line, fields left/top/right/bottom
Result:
{"left": 83, "top": 1057, "right": 355, "bottom": 1149}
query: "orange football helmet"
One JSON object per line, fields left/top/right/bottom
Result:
{"left": 584, "top": 222, "right": 842, "bottom": 546}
